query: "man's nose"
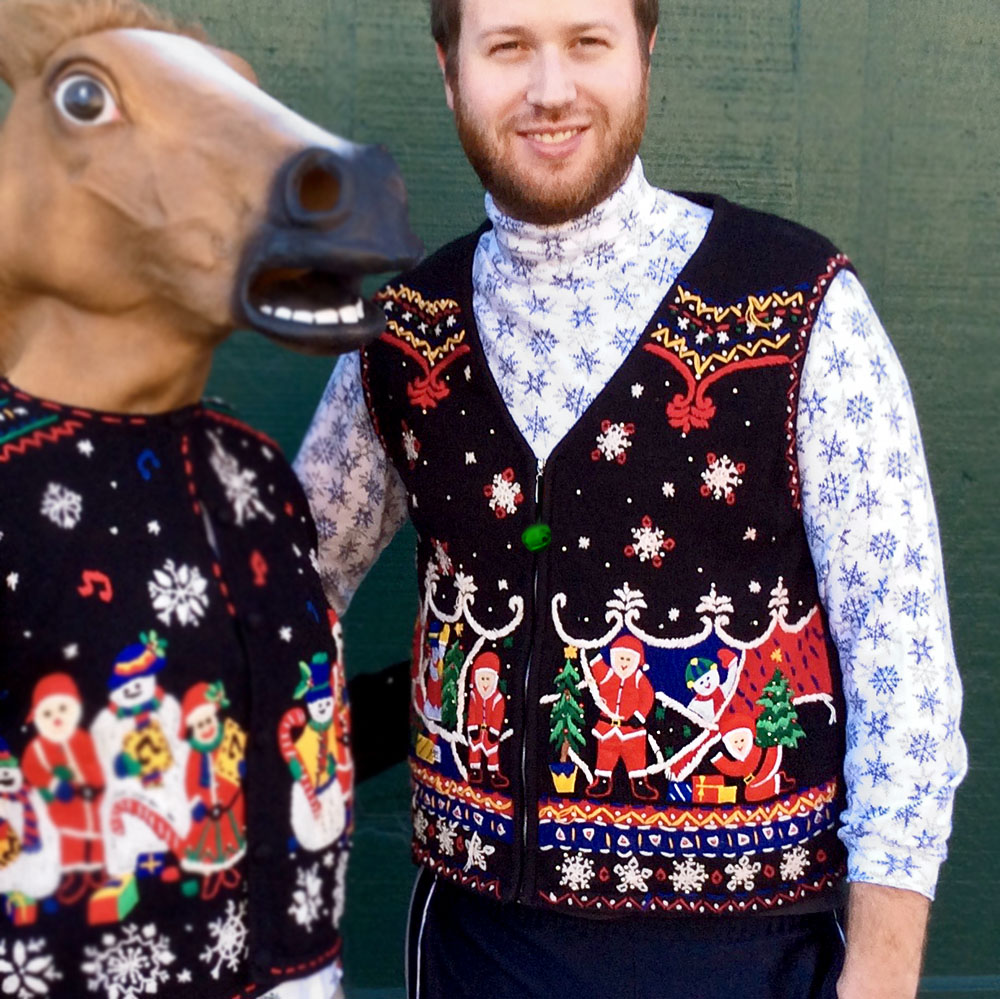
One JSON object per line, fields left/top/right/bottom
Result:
{"left": 526, "top": 47, "right": 577, "bottom": 109}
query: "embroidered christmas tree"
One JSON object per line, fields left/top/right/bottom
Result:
{"left": 440, "top": 639, "right": 463, "bottom": 732}
{"left": 549, "top": 647, "right": 586, "bottom": 763}
{"left": 755, "top": 668, "right": 805, "bottom": 749}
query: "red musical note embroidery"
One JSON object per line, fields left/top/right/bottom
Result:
{"left": 78, "top": 570, "right": 113, "bottom": 602}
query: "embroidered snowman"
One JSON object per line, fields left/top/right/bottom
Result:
{"left": 91, "top": 632, "right": 190, "bottom": 882}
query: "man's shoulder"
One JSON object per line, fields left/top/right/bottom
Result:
{"left": 677, "top": 192, "right": 848, "bottom": 295}
{"left": 376, "top": 224, "right": 487, "bottom": 303}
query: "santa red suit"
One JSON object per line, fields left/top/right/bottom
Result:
{"left": 590, "top": 646, "right": 655, "bottom": 780}
{"left": 710, "top": 713, "right": 785, "bottom": 803}
{"left": 466, "top": 652, "right": 507, "bottom": 786}
{"left": 22, "top": 675, "right": 104, "bottom": 874}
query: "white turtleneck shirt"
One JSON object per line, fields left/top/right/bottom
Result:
{"left": 295, "top": 158, "right": 965, "bottom": 904}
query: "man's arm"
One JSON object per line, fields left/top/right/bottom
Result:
{"left": 796, "top": 268, "right": 967, "bottom": 997}
{"left": 294, "top": 350, "right": 409, "bottom": 614}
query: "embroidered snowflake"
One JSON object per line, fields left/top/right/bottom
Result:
{"left": 631, "top": 383, "right": 645, "bottom": 398}
{"left": 77, "top": 439, "right": 94, "bottom": 457}
{"left": 614, "top": 856, "right": 653, "bottom": 894}
{"left": 5, "top": 573, "right": 17, "bottom": 591}
{"left": 700, "top": 453, "right": 745, "bottom": 504}
{"left": 464, "top": 831, "right": 496, "bottom": 873}
{"left": 591, "top": 420, "right": 635, "bottom": 464}
{"left": 724, "top": 855, "right": 762, "bottom": 892}
{"left": 744, "top": 527, "right": 758, "bottom": 541}
{"left": 578, "top": 537, "right": 591, "bottom": 549}
{"left": 668, "top": 607, "right": 680, "bottom": 621}
{"left": 779, "top": 845, "right": 811, "bottom": 882}
{"left": 556, "top": 852, "right": 596, "bottom": 892}
{"left": 207, "top": 432, "right": 274, "bottom": 525}
{"left": 670, "top": 858, "right": 709, "bottom": 894}
{"left": 0, "top": 938, "right": 62, "bottom": 998}
{"left": 414, "top": 809, "right": 430, "bottom": 844}
{"left": 624, "top": 515, "right": 675, "bottom": 568}
{"left": 148, "top": 559, "right": 209, "bottom": 627}
{"left": 465, "top": 451, "right": 477, "bottom": 465}
{"left": 401, "top": 422, "right": 421, "bottom": 467}
{"left": 749, "top": 580, "right": 762, "bottom": 594}
{"left": 287, "top": 863, "right": 325, "bottom": 931}
{"left": 437, "top": 818, "right": 460, "bottom": 857}
{"left": 662, "top": 482, "right": 675, "bottom": 499}
{"left": 82, "top": 923, "right": 176, "bottom": 998}
{"left": 200, "top": 899, "right": 249, "bottom": 980}
{"left": 484, "top": 468, "right": 524, "bottom": 519}
{"left": 40, "top": 482, "right": 83, "bottom": 529}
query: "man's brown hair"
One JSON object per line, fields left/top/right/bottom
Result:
{"left": 430, "top": 0, "right": 659, "bottom": 77}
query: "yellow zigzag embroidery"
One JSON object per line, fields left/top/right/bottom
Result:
{"left": 539, "top": 779, "right": 837, "bottom": 829}
{"left": 649, "top": 328, "right": 793, "bottom": 378}
{"left": 674, "top": 287, "right": 806, "bottom": 325}
{"left": 384, "top": 319, "right": 467, "bottom": 368}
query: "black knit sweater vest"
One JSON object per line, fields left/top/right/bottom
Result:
{"left": 362, "top": 194, "right": 853, "bottom": 916}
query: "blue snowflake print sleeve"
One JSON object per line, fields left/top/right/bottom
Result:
{"left": 796, "top": 270, "right": 967, "bottom": 899}
{"left": 294, "top": 353, "right": 409, "bottom": 613}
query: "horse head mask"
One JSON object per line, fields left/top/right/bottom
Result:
{"left": 0, "top": 0, "right": 422, "bottom": 405}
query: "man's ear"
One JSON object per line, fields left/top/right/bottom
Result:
{"left": 647, "top": 26, "right": 658, "bottom": 60}
{"left": 435, "top": 42, "right": 455, "bottom": 111}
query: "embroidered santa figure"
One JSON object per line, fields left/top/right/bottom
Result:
{"left": 22, "top": 673, "right": 105, "bottom": 904}
{"left": 684, "top": 649, "right": 737, "bottom": 724}
{"left": 0, "top": 738, "right": 60, "bottom": 914}
{"left": 278, "top": 652, "right": 351, "bottom": 852}
{"left": 710, "top": 712, "right": 793, "bottom": 803}
{"left": 466, "top": 651, "right": 508, "bottom": 789}
{"left": 178, "top": 681, "right": 247, "bottom": 898}
{"left": 586, "top": 634, "right": 658, "bottom": 802}
{"left": 91, "top": 631, "right": 190, "bottom": 886}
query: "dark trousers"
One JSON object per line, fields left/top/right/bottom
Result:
{"left": 406, "top": 869, "right": 845, "bottom": 999}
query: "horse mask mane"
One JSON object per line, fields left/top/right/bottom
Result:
{"left": 0, "top": 0, "right": 421, "bottom": 409}
{"left": 0, "top": 0, "right": 203, "bottom": 87}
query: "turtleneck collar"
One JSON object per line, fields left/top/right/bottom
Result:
{"left": 484, "top": 157, "right": 656, "bottom": 277}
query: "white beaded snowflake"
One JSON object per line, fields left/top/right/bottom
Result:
{"left": 724, "top": 855, "right": 762, "bottom": 892}
{"left": 614, "top": 856, "right": 653, "bottom": 894}
{"left": 557, "top": 852, "right": 596, "bottom": 892}
{"left": 670, "top": 857, "right": 709, "bottom": 894}
{"left": 592, "top": 420, "right": 635, "bottom": 464}
{"left": 700, "top": 452, "right": 745, "bottom": 504}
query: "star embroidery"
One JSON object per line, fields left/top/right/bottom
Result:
{"left": 662, "top": 482, "right": 675, "bottom": 499}
{"left": 465, "top": 452, "right": 477, "bottom": 465}
{"left": 6, "top": 572, "right": 18, "bottom": 590}
{"left": 578, "top": 537, "right": 591, "bottom": 549}
{"left": 631, "top": 383, "right": 644, "bottom": 398}
{"left": 498, "top": 579, "right": 509, "bottom": 591}
{"left": 668, "top": 607, "right": 680, "bottom": 621}
{"left": 279, "top": 627, "right": 293, "bottom": 642}
{"left": 744, "top": 527, "right": 758, "bottom": 541}
{"left": 147, "top": 521, "right": 161, "bottom": 535}
{"left": 77, "top": 439, "right": 94, "bottom": 457}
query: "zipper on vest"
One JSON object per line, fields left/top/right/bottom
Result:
{"left": 515, "top": 455, "right": 545, "bottom": 903}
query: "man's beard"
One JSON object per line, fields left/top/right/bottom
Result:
{"left": 453, "top": 82, "right": 648, "bottom": 226}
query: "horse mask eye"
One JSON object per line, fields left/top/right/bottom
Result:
{"left": 54, "top": 73, "right": 119, "bottom": 125}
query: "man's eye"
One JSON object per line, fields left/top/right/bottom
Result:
{"left": 576, "top": 36, "right": 607, "bottom": 49}
{"left": 490, "top": 41, "right": 522, "bottom": 55}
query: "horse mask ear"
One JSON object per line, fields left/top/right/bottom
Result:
{"left": 0, "top": 1, "right": 51, "bottom": 89}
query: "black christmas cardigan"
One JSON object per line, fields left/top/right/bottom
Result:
{"left": 361, "top": 194, "right": 852, "bottom": 917}
{"left": 0, "top": 380, "right": 351, "bottom": 997}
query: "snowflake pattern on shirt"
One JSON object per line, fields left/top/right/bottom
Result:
{"left": 295, "top": 159, "right": 966, "bottom": 898}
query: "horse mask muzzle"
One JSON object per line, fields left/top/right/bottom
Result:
{"left": 236, "top": 143, "right": 423, "bottom": 355}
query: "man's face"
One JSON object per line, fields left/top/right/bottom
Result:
{"left": 440, "top": 0, "right": 652, "bottom": 225}
{"left": 34, "top": 694, "right": 82, "bottom": 743}
{"left": 723, "top": 727, "right": 754, "bottom": 762}
{"left": 610, "top": 646, "right": 641, "bottom": 678}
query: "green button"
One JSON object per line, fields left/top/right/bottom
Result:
{"left": 521, "top": 523, "right": 552, "bottom": 551}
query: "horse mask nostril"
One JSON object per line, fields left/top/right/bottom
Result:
{"left": 284, "top": 149, "right": 346, "bottom": 225}
{"left": 297, "top": 163, "right": 341, "bottom": 215}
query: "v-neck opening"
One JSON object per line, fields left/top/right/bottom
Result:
{"left": 459, "top": 192, "right": 729, "bottom": 471}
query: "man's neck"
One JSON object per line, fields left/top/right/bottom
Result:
{"left": 0, "top": 296, "right": 219, "bottom": 414}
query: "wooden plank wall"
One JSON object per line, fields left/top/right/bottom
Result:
{"left": 1, "top": 1, "right": 996, "bottom": 993}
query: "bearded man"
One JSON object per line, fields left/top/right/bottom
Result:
{"left": 296, "top": 1, "right": 966, "bottom": 997}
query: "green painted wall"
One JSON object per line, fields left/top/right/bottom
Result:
{"left": 2, "top": 1, "right": 997, "bottom": 994}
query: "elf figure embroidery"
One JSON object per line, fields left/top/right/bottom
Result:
{"left": 178, "top": 682, "right": 247, "bottom": 898}
{"left": 277, "top": 653, "right": 351, "bottom": 852}
{"left": 91, "top": 632, "right": 190, "bottom": 917}
{"left": 21, "top": 674, "right": 105, "bottom": 907}
{"left": 684, "top": 650, "right": 737, "bottom": 724}
{"left": 0, "top": 738, "right": 61, "bottom": 918}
